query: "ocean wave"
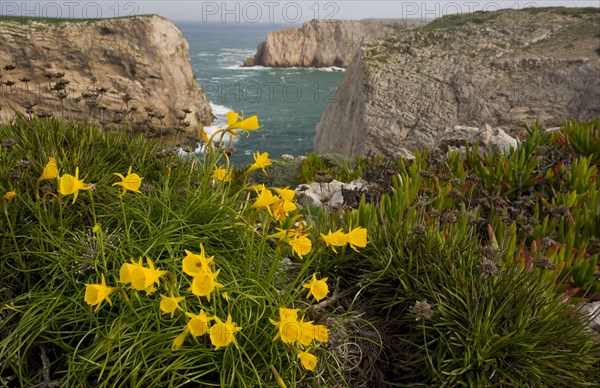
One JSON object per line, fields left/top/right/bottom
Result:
{"left": 224, "top": 65, "right": 269, "bottom": 70}
{"left": 227, "top": 65, "right": 346, "bottom": 72}
{"left": 317, "top": 66, "right": 346, "bottom": 72}
{"left": 209, "top": 102, "right": 232, "bottom": 116}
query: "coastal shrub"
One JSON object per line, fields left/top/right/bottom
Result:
{"left": 309, "top": 120, "right": 600, "bottom": 385}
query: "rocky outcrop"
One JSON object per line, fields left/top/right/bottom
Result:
{"left": 243, "top": 19, "right": 421, "bottom": 68}
{"left": 314, "top": 8, "right": 600, "bottom": 157}
{"left": 435, "top": 124, "right": 518, "bottom": 154}
{"left": 0, "top": 15, "right": 212, "bottom": 133}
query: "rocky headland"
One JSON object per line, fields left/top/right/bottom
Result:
{"left": 314, "top": 8, "right": 600, "bottom": 158}
{"left": 0, "top": 15, "right": 212, "bottom": 134}
{"left": 243, "top": 19, "right": 421, "bottom": 68}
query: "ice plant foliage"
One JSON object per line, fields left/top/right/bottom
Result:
{"left": 113, "top": 166, "right": 142, "bottom": 196}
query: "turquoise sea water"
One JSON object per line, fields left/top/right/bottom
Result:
{"left": 176, "top": 21, "right": 343, "bottom": 164}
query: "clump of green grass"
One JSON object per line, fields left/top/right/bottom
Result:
{"left": 0, "top": 115, "right": 361, "bottom": 387}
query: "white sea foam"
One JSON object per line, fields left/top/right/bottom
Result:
{"left": 317, "top": 66, "right": 346, "bottom": 72}
{"left": 210, "top": 102, "right": 232, "bottom": 116}
{"left": 225, "top": 65, "right": 346, "bottom": 72}
{"left": 224, "top": 65, "right": 269, "bottom": 70}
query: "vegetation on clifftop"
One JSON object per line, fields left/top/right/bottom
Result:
{"left": 1, "top": 116, "right": 599, "bottom": 386}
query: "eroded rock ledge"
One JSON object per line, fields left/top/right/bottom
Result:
{"left": 243, "top": 19, "right": 421, "bottom": 68}
{"left": 0, "top": 15, "right": 212, "bottom": 132}
{"left": 314, "top": 8, "right": 600, "bottom": 157}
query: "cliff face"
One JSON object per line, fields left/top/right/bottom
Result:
{"left": 243, "top": 19, "right": 420, "bottom": 68}
{"left": 0, "top": 15, "right": 212, "bottom": 133}
{"left": 314, "top": 8, "right": 600, "bottom": 157}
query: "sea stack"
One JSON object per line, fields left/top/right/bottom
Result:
{"left": 243, "top": 19, "right": 421, "bottom": 68}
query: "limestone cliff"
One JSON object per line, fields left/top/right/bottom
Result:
{"left": 243, "top": 19, "right": 421, "bottom": 68}
{"left": 0, "top": 15, "right": 212, "bottom": 134}
{"left": 314, "top": 8, "right": 600, "bottom": 157}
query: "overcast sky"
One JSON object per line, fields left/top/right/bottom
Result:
{"left": 1, "top": 1, "right": 598, "bottom": 23}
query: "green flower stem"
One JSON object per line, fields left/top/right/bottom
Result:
{"left": 88, "top": 190, "right": 106, "bottom": 269}
{"left": 4, "top": 202, "right": 28, "bottom": 288}
{"left": 119, "top": 196, "right": 131, "bottom": 243}
{"left": 422, "top": 320, "right": 438, "bottom": 380}
{"left": 255, "top": 214, "right": 271, "bottom": 275}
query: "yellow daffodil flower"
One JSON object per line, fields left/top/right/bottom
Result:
{"left": 297, "top": 320, "right": 317, "bottom": 347}
{"left": 247, "top": 151, "right": 272, "bottom": 175}
{"left": 212, "top": 166, "right": 232, "bottom": 182}
{"left": 119, "top": 258, "right": 143, "bottom": 284}
{"left": 186, "top": 309, "right": 212, "bottom": 337}
{"left": 84, "top": 274, "right": 115, "bottom": 311}
{"left": 303, "top": 274, "right": 329, "bottom": 301}
{"left": 268, "top": 228, "right": 293, "bottom": 242}
{"left": 130, "top": 257, "right": 166, "bottom": 294}
{"left": 209, "top": 314, "right": 241, "bottom": 349}
{"left": 270, "top": 365, "right": 287, "bottom": 388}
{"left": 313, "top": 324, "right": 329, "bottom": 343}
{"left": 171, "top": 328, "right": 188, "bottom": 351}
{"left": 226, "top": 111, "right": 260, "bottom": 135}
{"left": 39, "top": 157, "right": 58, "bottom": 181}
{"left": 320, "top": 229, "right": 347, "bottom": 253}
{"left": 182, "top": 245, "right": 214, "bottom": 276}
{"left": 199, "top": 127, "right": 211, "bottom": 145}
{"left": 270, "top": 201, "right": 287, "bottom": 222}
{"left": 269, "top": 190, "right": 297, "bottom": 222}
{"left": 59, "top": 167, "right": 91, "bottom": 204}
{"left": 3, "top": 191, "right": 16, "bottom": 201}
{"left": 252, "top": 187, "right": 278, "bottom": 210}
{"left": 160, "top": 293, "right": 185, "bottom": 318}
{"left": 346, "top": 226, "right": 367, "bottom": 252}
{"left": 273, "top": 187, "right": 295, "bottom": 202}
{"left": 270, "top": 308, "right": 301, "bottom": 345}
{"left": 190, "top": 269, "right": 224, "bottom": 301}
{"left": 288, "top": 235, "right": 312, "bottom": 259}
{"left": 297, "top": 351, "right": 317, "bottom": 371}
{"left": 113, "top": 166, "right": 142, "bottom": 197}
{"left": 279, "top": 307, "right": 300, "bottom": 322}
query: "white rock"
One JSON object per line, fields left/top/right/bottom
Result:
{"left": 576, "top": 302, "right": 600, "bottom": 332}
